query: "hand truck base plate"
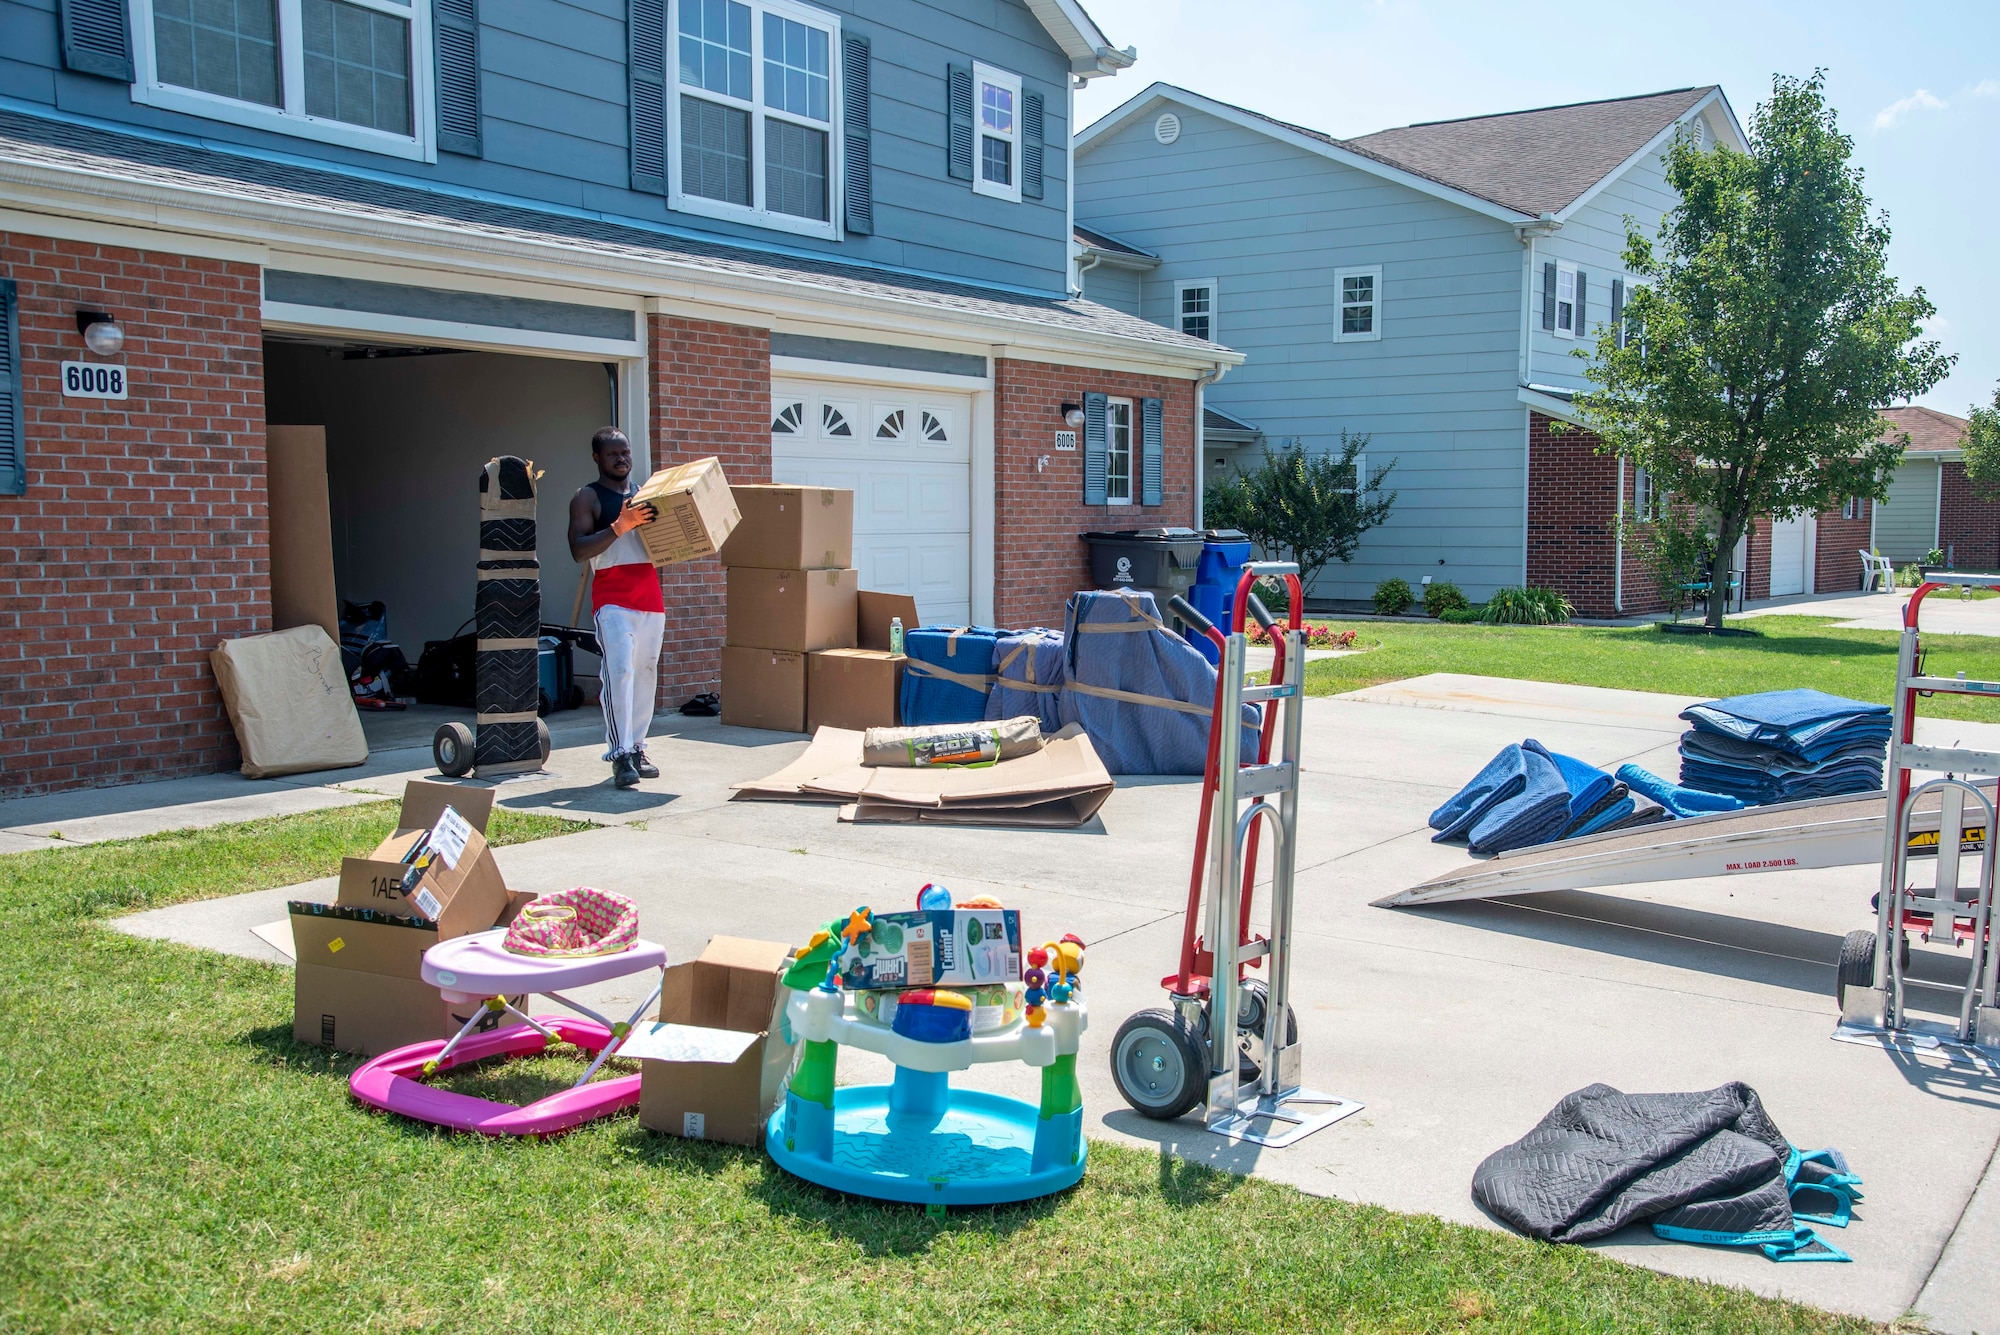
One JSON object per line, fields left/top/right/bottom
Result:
{"left": 1204, "top": 1082, "right": 1365, "bottom": 1149}
{"left": 1832, "top": 1019, "right": 2000, "bottom": 1074}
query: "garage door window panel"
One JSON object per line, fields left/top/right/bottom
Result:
{"left": 671, "top": 0, "right": 839, "bottom": 238}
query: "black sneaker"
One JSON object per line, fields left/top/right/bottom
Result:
{"left": 634, "top": 751, "right": 660, "bottom": 779}
{"left": 612, "top": 753, "right": 641, "bottom": 789}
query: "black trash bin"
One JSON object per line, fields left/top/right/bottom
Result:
{"left": 1080, "top": 528, "right": 1205, "bottom": 595}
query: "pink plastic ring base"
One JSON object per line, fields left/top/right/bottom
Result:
{"left": 348, "top": 1015, "right": 640, "bottom": 1137}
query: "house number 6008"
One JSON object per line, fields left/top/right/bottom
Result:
{"left": 60, "top": 361, "right": 128, "bottom": 400}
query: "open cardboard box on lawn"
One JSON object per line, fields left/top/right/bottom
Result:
{"left": 633, "top": 936, "right": 798, "bottom": 1146}
{"left": 333, "top": 780, "right": 508, "bottom": 936}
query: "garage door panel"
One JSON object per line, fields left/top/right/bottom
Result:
{"left": 772, "top": 378, "right": 972, "bottom": 627}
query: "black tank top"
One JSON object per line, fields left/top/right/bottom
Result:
{"left": 589, "top": 479, "right": 635, "bottom": 526}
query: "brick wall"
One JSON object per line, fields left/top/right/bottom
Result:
{"left": 1815, "top": 500, "right": 1873, "bottom": 592}
{"left": 0, "top": 233, "right": 266, "bottom": 797}
{"left": 1939, "top": 462, "right": 2000, "bottom": 571}
{"left": 647, "top": 313, "right": 771, "bottom": 703}
{"left": 1525, "top": 412, "right": 1621, "bottom": 617}
{"left": 992, "top": 358, "right": 1196, "bottom": 627}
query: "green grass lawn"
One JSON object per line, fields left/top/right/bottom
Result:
{"left": 0, "top": 806, "right": 1883, "bottom": 1333}
{"left": 1303, "top": 614, "right": 2000, "bottom": 722}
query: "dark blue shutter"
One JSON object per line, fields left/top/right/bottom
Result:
{"left": 1021, "top": 90, "right": 1044, "bottom": 201}
{"left": 1140, "top": 396, "right": 1163, "bottom": 506}
{"left": 629, "top": 0, "right": 667, "bottom": 195}
{"left": 434, "top": 0, "right": 481, "bottom": 157}
{"left": 946, "top": 64, "right": 974, "bottom": 182}
{"left": 0, "top": 280, "right": 23, "bottom": 496}
{"left": 842, "top": 35, "right": 873, "bottom": 234}
{"left": 1574, "top": 270, "right": 1587, "bottom": 335}
{"left": 59, "top": 0, "right": 131, "bottom": 81}
{"left": 1082, "top": 392, "right": 1108, "bottom": 505}
{"left": 1610, "top": 278, "right": 1625, "bottom": 347}
{"left": 1542, "top": 262, "right": 1556, "bottom": 331}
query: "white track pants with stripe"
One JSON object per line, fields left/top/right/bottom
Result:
{"left": 593, "top": 604, "right": 664, "bottom": 760}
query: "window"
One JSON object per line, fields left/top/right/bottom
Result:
{"left": 670, "top": 0, "right": 840, "bottom": 239}
{"left": 971, "top": 61, "right": 1021, "bottom": 203}
{"left": 1335, "top": 265, "right": 1381, "bottom": 342}
{"left": 1842, "top": 496, "right": 1863, "bottom": 521}
{"left": 1555, "top": 263, "right": 1577, "bottom": 338}
{"left": 1175, "top": 279, "right": 1216, "bottom": 342}
{"left": 1105, "top": 397, "right": 1134, "bottom": 504}
{"left": 132, "top": 0, "right": 433, "bottom": 159}
{"left": 1633, "top": 466, "right": 1657, "bottom": 519}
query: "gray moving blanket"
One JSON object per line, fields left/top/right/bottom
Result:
{"left": 1472, "top": 1083, "right": 1861, "bottom": 1261}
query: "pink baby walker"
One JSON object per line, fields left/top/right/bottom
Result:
{"left": 349, "top": 888, "right": 667, "bottom": 1136}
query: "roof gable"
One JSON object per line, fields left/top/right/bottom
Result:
{"left": 1079, "top": 83, "right": 1738, "bottom": 221}
{"left": 1881, "top": 405, "right": 1969, "bottom": 453}
{"left": 1021, "top": 0, "right": 1134, "bottom": 77}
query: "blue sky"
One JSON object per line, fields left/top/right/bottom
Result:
{"left": 1074, "top": 0, "right": 1997, "bottom": 417}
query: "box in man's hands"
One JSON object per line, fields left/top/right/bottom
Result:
{"left": 834, "top": 908, "right": 1022, "bottom": 990}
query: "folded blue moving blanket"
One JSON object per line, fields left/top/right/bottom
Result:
{"left": 1562, "top": 784, "right": 1634, "bottom": 839}
{"left": 1543, "top": 746, "right": 1618, "bottom": 821}
{"left": 1618, "top": 764, "right": 1747, "bottom": 819}
{"left": 1431, "top": 743, "right": 1531, "bottom": 841}
{"left": 1680, "top": 690, "right": 1890, "bottom": 764}
{"left": 1467, "top": 742, "right": 1574, "bottom": 854}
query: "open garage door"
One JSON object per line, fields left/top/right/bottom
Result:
{"left": 770, "top": 378, "right": 972, "bottom": 626}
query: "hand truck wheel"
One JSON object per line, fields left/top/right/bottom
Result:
{"left": 1834, "top": 929, "right": 1908, "bottom": 1011}
{"left": 433, "top": 722, "right": 475, "bottom": 777}
{"left": 1230, "top": 979, "right": 1298, "bottom": 1080}
{"left": 536, "top": 719, "right": 552, "bottom": 764}
{"left": 1110, "top": 1009, "right": 1206, "bottom": 1120}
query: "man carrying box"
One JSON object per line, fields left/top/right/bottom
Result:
{"left": 567, "top": 427, "right": 664, "bottom": 790}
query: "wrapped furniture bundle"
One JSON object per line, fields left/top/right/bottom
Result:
{"left": 900, "top": 625, "right": 1000, "bottom": 726}
{"left": 984, "top": 628, "right": 1065, "bottom": 732}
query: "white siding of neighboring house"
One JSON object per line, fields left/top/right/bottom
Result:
{"left": 1076, "top": 104, "right": 1527, "bottom": 604}
{"left": 1875, "top": 457, "right": 1942, "bottom": 561}
{"left": 1081, "top": 264, "right": 1143, "bottom": 316}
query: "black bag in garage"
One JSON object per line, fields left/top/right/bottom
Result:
{"left": 414, "top": 623, "right": 476, "bottom": 708}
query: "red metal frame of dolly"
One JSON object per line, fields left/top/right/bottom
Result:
{"left": 1164, "top": 565, "right": 1304, "bottom": 998}
{"left": 1893, "top": 579, "right": 2000, "bottom": 946}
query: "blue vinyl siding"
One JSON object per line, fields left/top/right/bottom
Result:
{"left": 1079, "top": 104, "right": 1529, "bottom": 605}
{"left": 1080, "top": 264, "right": 1140, "bottom": 316}
{"left": 0, "top": 0, "right": 1073, "bottom": 292}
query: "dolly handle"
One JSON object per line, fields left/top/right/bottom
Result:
{"left": 1167, "top": 595, "right": 1214, "bottom": 637}
{"left": 1244, "top": 593, "right": 1276, "bottom": 632}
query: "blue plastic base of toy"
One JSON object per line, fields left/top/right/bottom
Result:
{"left": 767, "top": 1085, "right": 1086, "bottom": 1209}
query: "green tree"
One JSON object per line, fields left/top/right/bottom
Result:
{"left": 1962, "top": 381, "right": 2000, "bottom": 496}
{"left": 1576, "top": 72, "right": 1951, "bottom": 628}
{"left": 1204, "top": 433, "right": 1396, "bottom": 593}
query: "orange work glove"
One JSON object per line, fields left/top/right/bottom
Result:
{"left": 609, "top": 501, "right": 656, "bottom": 537}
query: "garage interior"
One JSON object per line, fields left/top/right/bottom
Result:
{"left": 263, "top": 339, "right": 617, "bottom": 745}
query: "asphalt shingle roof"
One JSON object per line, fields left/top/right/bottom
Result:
{"left": 0, "top": 110, "right": 1222, "bottom": 357}
{"left": 1072, "top": 223, "right": 1155, "bottom": 258}
{"left": 1881, "top": 405, "right": 1969, "bottom": 453}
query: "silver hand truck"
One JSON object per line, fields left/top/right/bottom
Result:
{"left": 1837, "top": 572, "right": 2000, "bottom": 1059}
{"left": 1108, "top": 563, "right": 1364, "bottom": 1147}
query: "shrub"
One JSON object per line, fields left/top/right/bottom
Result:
{"left": 1372, "top": 577, "right": 1414, "bottom": 616}
{"left": 1924, "top": 547, "right": 1946, "bottom": 568}
{"left": 1437, "top": 606, "right": 1483, "bottom": 624}
{"left": 1481, "top": 586, "right": 1574, "bottom": 625}
{"left": 1203, "top": 433, "right": 1398, "bottom": 593}
{"left": 1245, "top": 622, "right": 1359, "bottom": 649}
{"left": 1621, "top": 505, "right": 1715, "bottom": 623}
{"left": 1897, "top": 563, "right": 1924, "bottom": 587}
{"left": 1422, "top": 580, "right": 1469, "bottom": 617}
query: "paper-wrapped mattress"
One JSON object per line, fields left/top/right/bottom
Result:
{"left": 211, "top": 625, "right": 368, "bottom": 778}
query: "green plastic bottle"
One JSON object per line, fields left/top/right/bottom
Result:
{"left": 889, "top": 616, "right": 905, "bottom": 656}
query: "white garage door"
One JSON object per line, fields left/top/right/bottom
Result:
{"left": 770, "top": 379, "right": 972, "bottom": 626}
{"left": 1769, "top": 515, "right": 1809, "bottom": 597}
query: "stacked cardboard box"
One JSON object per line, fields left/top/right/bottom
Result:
{"left": 290, "top": 780, "right": 532, "bottom": 1057}
{"left": 718, "top": 486, "right": 853, "bottom": 731}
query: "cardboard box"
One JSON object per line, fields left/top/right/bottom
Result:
{"left": 857, "top": 591, "right": 920, "bottom": 652}
{"left": 726, "top": 566, "right": 859, "bottom": 652}
{"left": 635, "top": 937, "right": 798, "bottom": 1146}
{"left": 630, "top": 457, "right": 741, "bottom": 566}
{"left": 807, "top": 649, "right": 901, "bottom": 732}
{"left": 333, "top": 780, "right": 508, "bottom": 935}
{"left": 294, "top": 962, "right": 526, "bottom": 1057}
{"left": 719, "top": 485, "right": 853, "bottom": 570}
{"left": 721, "top": 646, "right": 806, "bottom": 732}
{"left": 834, "top": 908, "right": 1023, "bottom": 990}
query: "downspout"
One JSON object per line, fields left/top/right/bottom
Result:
{"left": 1194, "top": 361, "right": 1228, "bottom": 529}
{"left": 1072, "top": 250, "right": 1103, "bottom": 299}
{"left": 1615, "top": 455, "right": 1625, "bottom": 612}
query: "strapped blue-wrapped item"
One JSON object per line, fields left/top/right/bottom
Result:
{"left": 984, "top": 628, "right": 1065, "bottom": 732}
{"left": 1059, "top": 589, "right": 1257, "bottom": 775}
{"left": 899, "top": 625, "right": 1001, "bottom": 726}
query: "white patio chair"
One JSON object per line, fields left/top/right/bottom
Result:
{"left": 1859, "top": 550, "right": 1896, "bottom": 593}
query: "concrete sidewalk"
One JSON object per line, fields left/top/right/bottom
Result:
{"left": 1735, "top": 585, "right": 2000, "bottom": 635}
{"left": 68, "top": 673, "right": 2000, "bottom": 1329}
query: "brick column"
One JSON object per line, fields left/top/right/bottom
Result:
{"left": 0, "top": 234, "right": 265, "bottom": 797}
{"left": 992, "top": 358, "right": 1196, "bottom": 628}
{"left": 647, "top": 313, "right": 771, "bottom": 703}
{"left": 1524, "top": 411, "right": 1620, "bottom": 617}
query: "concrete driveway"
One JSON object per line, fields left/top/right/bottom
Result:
{"left": 77, "top": 676, "right": 2000, "bottom": 1331}
{"left": 1737, "top": 585, "right": 2000, "bottom": 636}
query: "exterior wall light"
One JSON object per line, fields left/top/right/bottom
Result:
{"left": 1060, "top": 402, "right": 1085, "bottom": 429}
{"left": 76, "top": 310, "right": 125, "bottom": 356}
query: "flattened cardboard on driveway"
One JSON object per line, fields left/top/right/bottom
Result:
{"left": 731, "top": 724, "right": 1113, "bottom": 828}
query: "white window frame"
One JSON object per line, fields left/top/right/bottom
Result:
{"left": 971, "top": 60, "right": 1022, "bottom": 204}
{"left": 1105, "top": 396, "right": 1134, "bottom": 505}
{"left": 129, "top": 0, "right": 436, "bottom": 162}
{"left": 1633, "top": 465, "right": 1656, "bottom": 519}
{"left": 667, "top": 0, "right": 843, "bottom": 241}
{"left": 1174, "top": 278, "right": 1217, "bottom": 342}
{"left": 1554, "top": 262, "right": 1578, "bottom": 339}
{"left": 1334, "top": 264, "right": 1382, "bottom": 342}
{"left": 1336, "top": 451, "right": 1365, "bottom": 494}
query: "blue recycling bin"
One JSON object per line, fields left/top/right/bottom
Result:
{"left": 1185, "top": 530, "right": 1253, "bottom": 664}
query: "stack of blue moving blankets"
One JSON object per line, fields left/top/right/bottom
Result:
{"left": 1676, "top": 690, "right": 1890, "bottom": 804}
{"left": 1430, "top": 740, "right": 1643, "bottom": 855}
